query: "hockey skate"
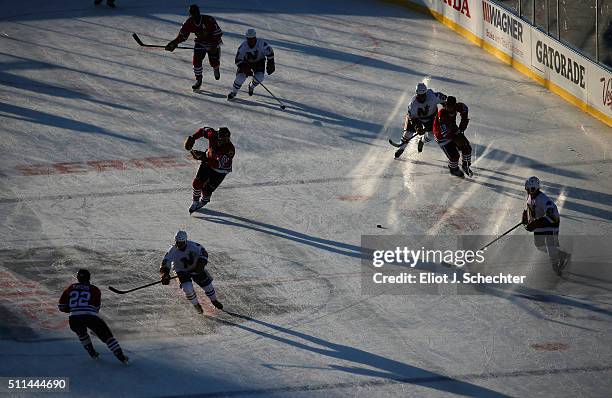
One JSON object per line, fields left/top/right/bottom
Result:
{"left": 213, "top": 68, "right": 220, "bottom": 80}
{"left": 227, "top": 91, "right": 237, "bottom": 100}
{"left": 449, "top": 166, "right": 465, "bottom": 178}
{"left": 193, "top": 303, "right": 204, "bottom": 314}
{"left": 555, "top": 252, "right": 571, "bottom": 276}
{"left": 85, "top": 344, "right": 99, "bottom": 359}
{"left": 189, "top": 200, "right": 204, "bottom": 214}
{"left": 192, "top": 77, "right": 203, "bottom": 91}
{"left": 116, "top": 352, "right": 129, "bottom": 365}
{"left": 248, "top": 83, "right": 255, "bottom": 96}
{"left": 211, "top": 300, "right": 224, "bottom": 310}
{"left": 461, "top": 161, "right": 473, "bottom": 177}
{"left": 417, "top": 139, "right": 424, "bottom": 153}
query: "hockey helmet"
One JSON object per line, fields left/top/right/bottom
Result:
{"left": 444, "top": 96, "right": 457, "bottom": 113}
{"left": 415, "top": 82, "right": 427, "bottom": 95}
{"left": 415, "top": 83, "right": 427, "bottom": 103}
{"left": 77, "top": 269, "right": 91, "bottom": 283}
{"left": 525, "top": 176, "right": 540, "bottom": 194}
{"left": 217, "top": 127, "right": 230, "bottom": 141}
{"left": 175, "top": 230, "right": 188, "bottom": 243}
{"left": 188, "top": 4, "right": 200, "bottom": 18}
{"left": 245, "top": 28, "right": 257, "bottom": 39}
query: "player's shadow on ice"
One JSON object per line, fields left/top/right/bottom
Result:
{"left": 0, "top": 102, "right": 145, "bottom": 144}
{"left": 194, "top": 209, "right": 365, "bottom": 259}
{"left": 193, "top": 89, "right": 226, "bottom": 99}
{"left": 402, "top": 155, "right": 612, "bottom": 222}
{"left": 226, "top": 94, "right": 384, "bottom": 144}
{"left": 210, "top": 311, "right": 511, "bottom": 397}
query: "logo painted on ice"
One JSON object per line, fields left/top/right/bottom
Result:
{"left": 601, "top": 77, "right": 612, "bottom": 110}
{"left": 440, "top": 0, "right": 471, "bottom": 18}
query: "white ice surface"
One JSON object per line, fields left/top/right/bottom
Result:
{"left": 0, "top": 0, "right": 611, "bottom": 397}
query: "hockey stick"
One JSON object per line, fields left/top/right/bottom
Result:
{"left": 252, "top": 75, "right": 286, "bottom": 110}
{"left": 108, "top": 275, "right": 178, "bottom": 294}
{"left": 132, "top": 33, "right": 192, "bottom": 50}
{"left": 478, "top": 222, "right": 523, "bottom": 251}
{"left": 389, "top": 132, "right": 419, "bottom": 147}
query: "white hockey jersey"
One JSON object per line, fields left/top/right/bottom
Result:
{"left": 526, "top": 191, "right": 560, "bottom": 233}
{"left": 407, "top": 89, "right": 446, "bottom": 121}
{"left": 235, "top": 38, "right": 274, "bottom": 65}
{"left": 161, "top": 240, "right": 209, "bottom": 274}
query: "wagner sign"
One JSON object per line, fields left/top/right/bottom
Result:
{"left": 481, "top": 0, "right": 529, "bottom": 62}
{"left": 482, "top": 2, "right": 523, "bottom": 42}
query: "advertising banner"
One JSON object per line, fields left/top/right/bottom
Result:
{"left": 481, "top": 0, "right": 530, "bottom": 65}
{"left": 531, "top": 29, "right": 588, "bottom": 100}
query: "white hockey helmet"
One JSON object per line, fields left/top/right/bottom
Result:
{"left": 415, "top": 82, "right": 427, "bottom": 95}
{"left": 175, "top": 230, "right": 188, "bottom": 243}
{"left": 245, "top": 28, "right": 257, "bottom": 39}
{"left": 525, "top": 176, "right": 540, "bottom": 193}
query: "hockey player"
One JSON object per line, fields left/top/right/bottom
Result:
{"left": 432, "top": 96, "right": 473, "bottom": 177}
{"left": 165, "top": 4, "right": 223, "bottom": 90}
{"left": 395, "top": 83, "right": 447, "bottom": 159}
{"left": 522, "top": 176, "right": 571, "bottom": 275}
{"left": 160, "top": 230, "right": 223, "bottom": 313}
{"left": 58, "top": 269, "right": 128, "bottom": 363}
{"left": 227, "top": 28, "right": 275, "bottom": 100}
{"left": 184, "top": 126, "right": 235, "bottom": 213}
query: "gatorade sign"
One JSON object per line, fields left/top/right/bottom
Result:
{"left": 535, "top": 40, "right": 585, "bottom": 89}
{"left": 531, "top": 31, "right": 587, "bottom": 98}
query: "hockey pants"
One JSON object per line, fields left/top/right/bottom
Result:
{"left": 192, "top": 165, "right": 227, "bottom": 202}
{"left": 193, "top": 45, "right": 220, "bottom": 79}
{"left": 439, "top": 133, "right": 472, "bottom": 169}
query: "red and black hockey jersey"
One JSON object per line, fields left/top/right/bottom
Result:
{"left": 192, "top": 127, "right": 235, "bottom": 173}
{"left": 432, "top": 103, "right": 469, "bottom": 144}
{"left": 58, "top": 283, "right": 101, "bottom": 317}
{"left": 173, "top": 14, "right": 223, "bottom": 48}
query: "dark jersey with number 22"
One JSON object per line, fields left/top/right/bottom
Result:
{"left": 58, "top": 283, "right": 101, "bottom": 317}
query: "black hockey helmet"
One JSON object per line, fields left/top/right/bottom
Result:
{"left": 76, "top": 269, "right": 91, "bottom": 283}
{"left": 188, "top": 4, "right": 200, "bottom": 18}
{"left": 444, "top": 96, "right": 457, "bottom": 113}
{"left": 217, "top": 127, "right": 230, "bottom": 141}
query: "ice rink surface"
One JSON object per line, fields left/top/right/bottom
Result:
{"left": 0, "top": 0, "right": 611, "bottom": 396}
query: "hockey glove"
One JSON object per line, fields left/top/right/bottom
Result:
{"left": 525, "top": 218, "right": 549, "bottom": 232}
{"left": 191, "top": 150, "right": 208, "bottom": 161}
{"left": 238, "top": 63, "right": 253, "bottom": 76}
{"left": 458, "top": 118, "right": 469, "bottom": 133}
{"left": 165, "top": 41, "right": 178, "bottom": 52}
{"left": 161, "top": 273, "right": 171, "bottom": 285}
{"left": 193, "top": 257, "right": 208, "bottom": 273}
{"left": 266, "top": 60, "right": 275, "bottom": 75}
{"left": 184, "top": 135, "right": 196, "bottom": 150}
